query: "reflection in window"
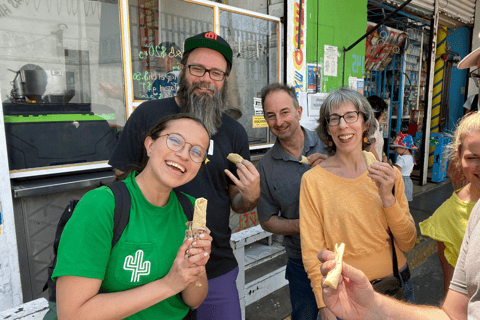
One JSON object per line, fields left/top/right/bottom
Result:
{"left": 220, "top": 10, "right": 278, "bottom": 145}
{"left": 129, "top": 0, "right": 213, "bottom": 100}
{"left": 1, "top": 0, "right": 124, "bottom": 170}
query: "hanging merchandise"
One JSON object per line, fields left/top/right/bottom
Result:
{"left": 365, "top": 22, "right": 408, "bottom": 72}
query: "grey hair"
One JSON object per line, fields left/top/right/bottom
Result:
{"left": 316, "top": 87, "right": 376, "bottom": 156}
{"left": 260, "top": 83, "right": 299, "bottom": 112}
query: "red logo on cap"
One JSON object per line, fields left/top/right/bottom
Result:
{"left": 205, "top": 32, "right": 218, "bottom": 40}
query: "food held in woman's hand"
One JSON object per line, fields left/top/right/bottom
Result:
{"left": 363, "top": 150, "right": 378, "bottom": 168}
{"left": 323, "top": 243, "right": 345, "bottom": 289}
{"left": 192, "top": 198, "right": 207, "bottom": 229}
{"left": 185, "top": 197, "right": 208, "bottom": 286}
{"left": 299, "top": 155, "right": 309, "bottom": 165}
{"left": 227, "top": 153, "right": 243, "bottom": 164}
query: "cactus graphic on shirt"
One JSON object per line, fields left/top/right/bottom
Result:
{"left": 123, "top": 250, "right": 151, "bottom": 282}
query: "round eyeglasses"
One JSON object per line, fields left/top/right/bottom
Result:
{"left": 326, "top": 111, "right": 360, "bottom": 126}
{"left": 159, "top": 133, "right": 207, "bottom": 163}
{"left": 185, "top": 64, "right": 227, "bottom": 81}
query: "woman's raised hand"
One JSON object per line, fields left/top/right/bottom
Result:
{"left": 367, "top": 162, "right": 397, "bottom": 207}
{"left": 163, "top": 235, "right": 212, "bottom": 294}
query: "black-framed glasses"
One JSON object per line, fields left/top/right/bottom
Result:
{"left": 185, "top": 64, "right": 227, "bottom": 81}
{"left": 159, "top": 133, "right": 207, "bottom": 163}
{"left": 326, "top": 111, "right": 360, "bottom": 126}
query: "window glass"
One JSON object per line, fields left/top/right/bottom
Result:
{"left": 129, "top": 0, "right": 213, "bottom": 101}
{"left": 219, "top": 10, "right": 279, "bottom": 145}
{"left": 1, "top": 0, "right": 125, "bottom": 171}
{"left": 127, "top": 0, "right": 279, "bottom": 146}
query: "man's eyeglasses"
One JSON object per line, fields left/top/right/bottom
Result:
{"left": 185, "top": 64, "right": 227, "bottom": 81}
{"left": 159, "top": 133, "right": 207, "bottom": 163}
{"left": 326, "top": 111, "right": 360, "bottom": 126}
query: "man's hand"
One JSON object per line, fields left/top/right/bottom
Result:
{"left": 308, "top": 153, "right": 328, "bottom": 167}
{"left": 225, "top": 159, "right": 260, "bottom": 213}
{"left": 318, "top": 249, "right": 375, "bottom": 320}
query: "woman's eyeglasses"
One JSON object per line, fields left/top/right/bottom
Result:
{"left": 326, "top": 111, "right": 360, "bottom": 126}
{"left": 159, "top": 133, "right": 207, "bottom": 163}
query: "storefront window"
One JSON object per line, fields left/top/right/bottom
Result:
{"left": 1, "top": 0, "right": 125, "bottom": 172}
{"left": 129, "top": 0, "right": 213, "bottom": 101}
{"left": 126, "top": 0, "right": 280, "bottom": 146}
{"left": 219, "top": 10, "right": 278, "bottom": 145}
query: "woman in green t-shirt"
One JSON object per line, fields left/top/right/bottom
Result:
{"left": 54, "top": 113, "right": 212, "bottom": 319}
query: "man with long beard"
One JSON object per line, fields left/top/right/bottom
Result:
{"left": 109, "top": 31, "right": 260, "bottom": 320}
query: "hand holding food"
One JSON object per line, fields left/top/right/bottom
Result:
{"left": 323, "top": 243, "right": 345, "bottom": 289}
{"left": 299, "top": 155, "right": 309, "bottom": 165}
{"left": 185, "top": 198, "right": 209, "bottom": 286}
{"left": 363, "top": 150, "right": 378, "bottom": 168}
{"left": 227, "top": 153, "right": 244, "bottom": 164}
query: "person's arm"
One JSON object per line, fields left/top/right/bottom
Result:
{"left": 368, "top": 165, "right": 416, "bottom": 252}
{"left": 57, "top": 238, "right": 209, "bottom": 320}
{"left": 307, "top": 153, "right": 328, "bottom": 167}
{"left": 260, "top": 216, "right": 299, "bottom": 235}
{"left": 437, "top": 241, "right": 455, "bottom": 295}
{"left": 299, "top": 174, "right": 328, "bottom": 309}
{"left": 318, "top": 249, "right": 467, "bottom": 320}
{"left": 226, "top": 159, "right": 260, "bottom": 213}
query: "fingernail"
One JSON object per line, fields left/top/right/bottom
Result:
{"left": 192, "top": 241, "right": 196, "bottom": 246}
{"left": 199, "top": 233, "right": 205, "bottom": 238}
{"left": 204, "top": 252, "right": 209, "bottom": 256}
{"left": 188, "top": 237, "right": 194, "bottom": 241}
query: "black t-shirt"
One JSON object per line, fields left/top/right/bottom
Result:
{"left": 109, "top": 97, "right": 251, "bottom": 279}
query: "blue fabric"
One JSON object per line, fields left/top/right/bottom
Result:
{"left": 286, "top": 258, "right": 319, "bottom": 320}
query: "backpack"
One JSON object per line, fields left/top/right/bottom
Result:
{"left": 43, "top": 181, "right": 194, "bottom": 303}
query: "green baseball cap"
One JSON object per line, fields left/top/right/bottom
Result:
{"left": 184, "top": 31, "right": 233, "bottom": 65}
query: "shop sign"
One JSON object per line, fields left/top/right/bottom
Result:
{"left": 287, "top": 0, "right": 306, "bottom": 96}
{"left": 252, "top": 116, "right": 268, "bottom": 128}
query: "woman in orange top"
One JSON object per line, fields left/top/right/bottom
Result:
{"left": 299, "top": 88, "right": 416, "bottom": 320}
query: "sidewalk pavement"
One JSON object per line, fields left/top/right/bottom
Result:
{"left": 246, "top": 177, "right": 454, "bottom": 320}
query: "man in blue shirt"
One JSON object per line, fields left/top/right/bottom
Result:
{"left": 257, "top": 83, "right": 328, "bottom": 320}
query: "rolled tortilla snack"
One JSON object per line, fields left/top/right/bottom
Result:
{"left": 323, "top": 243, "right": 345, "bottom": 289}
{"left": 363, "top": 150, "right": 378, "bottom": 168}
{"left": 184, "top": 198, "right": 208, "bottom": 286}
{"left": 227, "top": 153, "right": 243, "bottom": 164}
{"left": 192, "top": 198, "right": 207, "bottom": 229}
{"left": 299, "top": 155, "right": 309, "bottom": 165}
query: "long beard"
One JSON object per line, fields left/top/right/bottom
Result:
{"left": 177, "top": 71, "right": 227, "bottom": 136}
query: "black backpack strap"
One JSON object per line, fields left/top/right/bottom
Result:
{"left": 108, "top": 181, "right": 131, "bottom": 248}
{"left": 174, "top": 189, "right": 194, "bottom": 221}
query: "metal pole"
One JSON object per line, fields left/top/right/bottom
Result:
{"left": 421, "top": 0, "right": 439, "bottom": 186}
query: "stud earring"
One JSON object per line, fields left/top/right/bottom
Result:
{"left": 328, "top": 141, "right": 333, "bottom": 147}
{"left": 364, "top": 137, "right": 368, "bottom": 143}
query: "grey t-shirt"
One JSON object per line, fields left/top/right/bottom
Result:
{"left": 450, "top": 200, "right": 480, "bottom": 318}
{"left": 257, "top": 127, "right": 327, "bottom": 259}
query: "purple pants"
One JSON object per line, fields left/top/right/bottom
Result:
{"left": 195, "top": 267, "right": 242, "bottom": 320}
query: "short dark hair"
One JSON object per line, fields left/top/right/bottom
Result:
{"left": 260, "top": 83, "right": 299, "bottom": 112}
{"left": 117, "top": 113, "right": 209, "bottom": 180}
{"left": 367, "top": 95, "right": 388, "bottom": 120}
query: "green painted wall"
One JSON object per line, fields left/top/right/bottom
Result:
{"left": 306, "top": 0, "right": 367, "bottom": 92}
